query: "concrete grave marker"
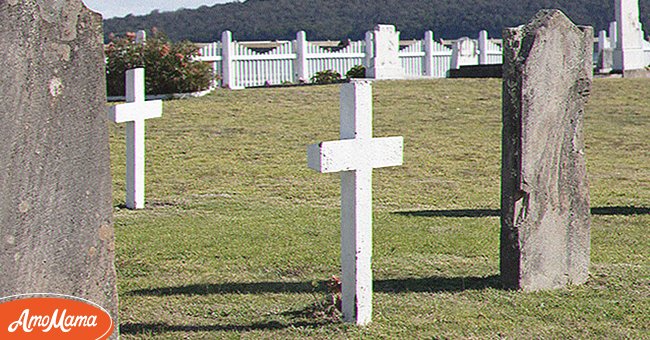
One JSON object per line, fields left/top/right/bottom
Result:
{"left": 366, "top": 25, "right": 404, "bottom": 80}
{"left": 451, "top": 37, "right": 478, "bottom": 69}
{"left": 307, "top": 80, "right": 403, "bottom": 325}
{"left": 501, "top": 10, "right": 592, "bottom": 291}
{"left": 614, "top": 0, "right": 647, "bottom": 75}
{"left": 108, "top": 68, "right": 162, "bottom": 209}
{"left": 0, "top": 0, "right": 118, "bottom": 337}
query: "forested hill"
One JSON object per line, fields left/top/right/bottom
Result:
{"left": 103, "top": 0, "right": 650, "bottom": 42}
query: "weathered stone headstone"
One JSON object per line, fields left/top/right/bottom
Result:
{"left": 307, "top": 80, "right": 403, "bottom": 325}
{"left": 0, "top": 0, "right": 118, "bottom": 337}
{"left": 108, "top": 68, "right": 162, "bottom": 209}
{"left": 614, "top": 0, "right": 647, "bottom": 75}
{"left": 366, "top": 25, "right": 404, "bottom": 80}
{"left": 501, "top": 10, "right": 592, "bottom": 291}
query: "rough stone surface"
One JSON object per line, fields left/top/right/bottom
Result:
{"left": 501, "top": 10, "right": 592, "bottom": 291}
{"left": 0, "top": 1, "right": 118, "bottom": 337}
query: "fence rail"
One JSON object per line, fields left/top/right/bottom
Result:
{"left": 197, "top": 29, "right": 503, "bottom": 89}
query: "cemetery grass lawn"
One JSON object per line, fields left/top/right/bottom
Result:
{"left": 109, "top": 79, "right": 649, "bottom": 339}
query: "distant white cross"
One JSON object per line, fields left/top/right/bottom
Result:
{"left": 307, "top": 80, "right": 404, "bottom": 325}
{"left": 108, "top": 68, "right": 162, "bottom": 209}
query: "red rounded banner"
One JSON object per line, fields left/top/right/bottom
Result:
{"left": 0, "top": 294, "right": 114, "bottom": 340}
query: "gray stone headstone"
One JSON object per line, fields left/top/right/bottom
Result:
{"left": 501, "top": 10, "right": 592, "bottom": 291}
{"left": 0, "top": 1, "right": 118, "bottom": 337}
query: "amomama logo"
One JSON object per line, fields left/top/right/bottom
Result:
{"left": 0, "top": 294, "right": 114, "bottom": 339}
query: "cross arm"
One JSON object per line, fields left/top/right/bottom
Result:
{"left": 307, "top": 136, "right": 403, "bottom": 173}
{"left": 107, "top": 100, "right": 163, "bottom": 123}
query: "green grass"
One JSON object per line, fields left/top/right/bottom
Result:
{"left": 110, "top": 78, "right": 649, "bottom": 339}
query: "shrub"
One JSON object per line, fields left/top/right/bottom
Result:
{"left": 346, "top": 65, "right": 366, "bottom": 79}
{"left": 310, "top": 70, "right": 342, "bottom": 84}
{"left": 105, "top": 29, "right": 214, "bottom": 96}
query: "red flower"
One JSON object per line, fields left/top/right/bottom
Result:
{"left": 160, "top": 45, "right": 170, "bottom": 57}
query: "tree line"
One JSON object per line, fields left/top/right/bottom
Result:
{"left": 103, "top": 0, "right": 650, "bottom": 42}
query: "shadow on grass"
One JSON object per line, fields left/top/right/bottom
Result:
{"left": 120, "top": 320, "right": 329, "bottom": 336}
{"left": 590, "top": 206, "right": 649, "bottom": 215}
{"left": 395, "top": 209, "right": 500, "bottom": 218}
{"left": 394, "top": 206, "right": 649, "bottom": 218}
{"left": 125, "top": 275, "right": 501, "bottom": 297}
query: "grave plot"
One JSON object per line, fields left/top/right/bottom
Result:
{"left": 108, "top": 68, "right": 163, "bottom": 210}
{"left": 308, "top": 80, "right": 403, "bottom": 324}
{"left": 110, "top": 75, "right": 648, "bottom": 338}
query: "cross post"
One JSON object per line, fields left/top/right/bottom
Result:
{"left": 307, "top": 80, "right": 403, "bottom": 325}
{"left": 108, "top": 68, "right": 162, "bottom": 209}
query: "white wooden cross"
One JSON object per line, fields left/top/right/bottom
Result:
{"left": 108, "top": 68, "right": 162, "bottom": 209}
{"left": 307, "top": 80, "right": 404, "bottom": 325}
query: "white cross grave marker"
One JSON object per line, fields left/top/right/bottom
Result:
{"left": 108, "top": 68, "right": 162, "bottom": 209}
{"left": 307, "top": 80, "right": 404, "bottom": 325}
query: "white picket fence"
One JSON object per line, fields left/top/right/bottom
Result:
{"left": 197, "top": 29, "right": 503, "bottom": 89}
{"left": 304, "top": 38, "right": 367, "bottom": 81}
{"left": 399, "top": 40, "right": 426, "bottom": 77}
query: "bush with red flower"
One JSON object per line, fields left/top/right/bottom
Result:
{"left": 105, "top": 29, "right": 214, "bottom": 96}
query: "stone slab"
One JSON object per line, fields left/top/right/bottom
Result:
{"left": 501, "top": 9, "right": 592, "bottom": 291}
{"left": 0, "top": 1, "right": 118, "bottom": 337}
